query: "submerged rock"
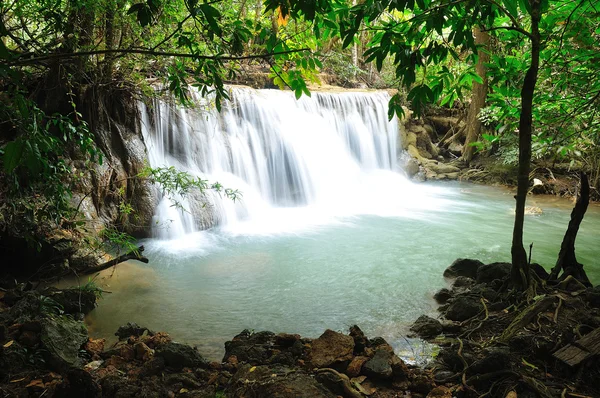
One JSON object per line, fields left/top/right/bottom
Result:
{"left": 410, "top": 315, "right": 443, "bottom": 339}
{"left": 443, "top": 259, "right": 484, "bottom": 279}
{"left": 309, "top": 329, "right": 354, "bottom": 368}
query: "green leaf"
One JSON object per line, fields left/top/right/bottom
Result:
{"left": 502, "top": 0, "right": 518, "bottom": 18}
{"left": 3, "top": 140, "right": 25, "bottom": 173}
{"left": 200, "top": 4, "right": 222, "bottom": 35}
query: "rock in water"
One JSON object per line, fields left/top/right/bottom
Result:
{"left": 309, "top": 329, "right": 354, "bottom": 368}
{"left": 410, "top": 315, "right": 443, "bottom": 339}
{"left": 443, "top": 259, "right": 484, "bottom": 279}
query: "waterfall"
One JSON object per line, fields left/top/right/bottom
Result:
{"left": 140, "top": 87, "right": 413, "bottom": 239}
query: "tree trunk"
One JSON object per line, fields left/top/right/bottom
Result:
{"left": 549, "top": 173, "right": 592, "bottom": 286}
{"left": 102, "top": 1, "right": 116, "bottom": 81}
{"left": 462, "top": 27, "right": 490, "bottom": 164}
{"left": 511, "top": 0, "right": 542, "bottom": 290}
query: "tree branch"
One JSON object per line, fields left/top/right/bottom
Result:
{"left": 4, "top": 47, "right": 312, "bottom": 67}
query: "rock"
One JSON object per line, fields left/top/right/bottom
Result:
{"left": 309, "top": 329, "right": 354, "bottom": 368}
{"left": 410, "top": 315, "right": 443, "bottom": 339}
{"left": 40, "top": 315, "right": 88, "bottom": 370}
{"left": 362, "top": 349, "right": 393, "bottom": 379}
{"left": 164, "top": 373, "right": 202, "bottom": 389}
{"left": 84, "top": 338, "right": 105, "bottom": 358}
{"left": 444, "top": 295, "right": 483, "bottom": 321}
{"left": 346, "top": 356, "right": 369, "bottom": 377}
{"left": 467, "top": 348, "right": 512, "bottom": 375}
{"left": 405, "top": 158, "right": 420, "bottom": 178}
{"left": 18, "top": 329, "right": 40, "bottom": 347}
{"left": 228, "top": 364, "right": 336, "bottom": 398}
{"left": 134, "top": 341, "right": 154, "bottom": 361}
{"left": 476, "top": 262, "right": 511, "bottom": 284}
{"left": 102, "top": 341, "right": 135, "bottom": 361}
{"left": 452, "top": 276, "right": 475, "bottom": 289}
{"left": 223, "top": 330, "right": 275, "bottom": 364}
{"left": 349, "top": 325, "right": 368, "bottom": 354}
{"left": 156, "top": 342, "right": 207, "bottom": 370}
{"left": 275, "top": 333, "right": 301, "bottom": 348}
{"left": 433, "top": 370, "right": 456, "bottom": 383}
{"left": 428, "top": 162, "right": 460, "bottom": 174}
{"left": 410, "top": 374, "right": 435, "bottom": 395}
{"left": 443, "top": 259, "right": 484, "bottom": 279}
{"left": 115, "top": 322, "right": 154, "bottom": 340}
{"left": 0, "top": 340, "right": 28, "bottom": 378}
{"left": 524, "top": 206, "right": 543, "bottom": 215}
{"left": 433, "top": 288, "right": 452, "bottom": 304}
{"left": 532, "top": 178, "right": 545, "bottom": 194}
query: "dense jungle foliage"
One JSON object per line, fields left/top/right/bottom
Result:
{"left": 0, "top": 0, "right": 599, "bottom": 288}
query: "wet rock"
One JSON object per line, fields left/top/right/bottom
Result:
{"left": 410, "top": 315, "right": 443, "bottom": 339}
{"left": 434, "top": 288, "right": 452, "bottom": 304}
{"left": 368, "top": 336, "right": 390, "bottom": 350}
{"left": 40, "top": 315, "right": 88, "bottom": 370}
{"left": 444, "top": 295, "right": 483, "bottom": 321}
{"left": 223, "top": 330, "right": 275, "bottom": 364}
{"left": 349, "top": 325, "right": 368, "bottom": 354}
{"left": 115, "top": 322, "right": 154, "bottom": 340}
{"left": 309, "top": 329, "right": 354, "bottom": 368}
{"left": 467, "top": 348, "right": 511, "bottom": 375}
{"left": 156, "top": 342, "right": 208, "bottom": 370}
{"left": 228, "top": 364, "right": 335, "bottom": 398}
{"left": 443, "top": 259, "right": 484, "bottom": 279}
{"left": 405, "top": 159, "right": 421, "bottom": 178}
{"left": 476, "top": 262, "right": 511, "bottom": 283}
{"left": 346, "top": 356, "right": 369, "bottom": 377}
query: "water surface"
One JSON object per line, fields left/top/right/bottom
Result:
{"left": 78, "top": 182, "right": 600, "bottom": 360}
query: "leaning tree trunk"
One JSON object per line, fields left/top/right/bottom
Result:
{"left": 462, "top": 27, "right": 490, "bottom": 164}
{"left": 511, "top": 0, "right": 542, "bottom": 290}
{"left": 549, "top": 173, "right": 592, "bottom": 286}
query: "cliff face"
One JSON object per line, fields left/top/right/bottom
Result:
{"left": 0, "top": 85, "right": 160, "bottom": 279}
{"left": 75, "top": 86, "right": 157, "bottom": 239}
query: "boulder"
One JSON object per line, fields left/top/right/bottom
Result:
{"left": 443, "top": 258, "right": 484, "bottom": 279}
{"left": 309, "top": 329, "right": 354, "bottom": 368}
{"left": 444, "top": 295, "right": 483, "bottom": 321}
{"left": 156, "top": 342, "right": 207, "bottom": 370}
{"left": 410, "top": 315, "right": 443, "bottom": 339}
{"left": 40, "top": 315, "right": 88, "bottom": 370}
{"left": 476, "top": 262, "right": 511, "bottom": 284}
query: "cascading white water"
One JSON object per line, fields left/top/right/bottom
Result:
{"left": 140, "top": 87, "right": 432, "bottom": 240}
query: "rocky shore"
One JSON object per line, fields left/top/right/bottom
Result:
{"left": 1, "top": 259, "right": 599, "bottom": 397}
